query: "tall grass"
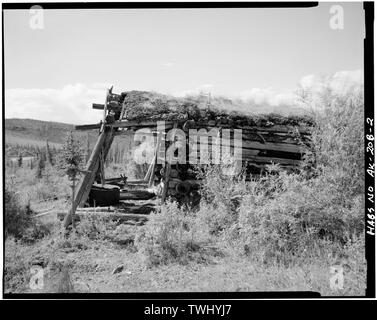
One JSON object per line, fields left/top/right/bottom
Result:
{"left": 135, "top": 201, "right": 216, "bottom": 266}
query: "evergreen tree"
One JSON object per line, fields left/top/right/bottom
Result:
{"left": 57, "top": 131, "right": 85, "bottom": 229}
{"left": 17, "top": 152, "right": 23, "bottom": 168}
{"left": 46, "top": 139, "right": 53, "bottom": 166}
{"left": 36, "top": 154, "right": 45, "bottom": 179}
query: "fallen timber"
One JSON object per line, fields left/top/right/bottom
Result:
{"left": 62, "top": 89, "right": 313, "bottom": 227}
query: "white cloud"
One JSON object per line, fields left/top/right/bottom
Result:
{"left": 5, "top": 83, "right": 110, "bottom": 124}
{"left": 238, "top": 69, "right": 363, "bottom": 109}
{"left": 5, "top": 70, "right": 363, "bottom": 124}
{"left": 298, "top": 69, "right": 363, "bottom": 95}
{"left": 238, "top": 87, "right": 294, "bottom": 106}
{"left": 162, "top": 62, "right": 175, "bottom": 67}
{"left": 329, "top": 69, "right": 363, "bottom": 93}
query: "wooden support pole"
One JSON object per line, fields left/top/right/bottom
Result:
{"left": 148, "top": 131, "right": 163, "bottom": 187}
{"left": 100, "top": 149, "right": 105, "bottom": 186}
{"left": 161, "top": 122, "right": 177, "bottom": 203}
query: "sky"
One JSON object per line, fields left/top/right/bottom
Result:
{"left": 4, "top": 3, "right": 365, "bottom": 124}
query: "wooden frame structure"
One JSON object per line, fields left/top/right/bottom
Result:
{"left": 63, "top": 88, "right": 312, "bottom": 227}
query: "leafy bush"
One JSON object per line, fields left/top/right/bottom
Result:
{"left": 194, "top": 85, "right": 365, "bottom": 266}
{"left": 304, "top": 86, "right": 364, "bottom": 195}
{"left": 237, "top": 170, "right": 363, "bottom": 264}
{"left": 5, "top": 183, "right": 54, "bottom": 243}
{"left": 5, "top": 186, "right": 34, "bottom": 239}
{"left": 135, "top": 201, "right": 215, "bottom": 266}
{"left": 195, "top": 163, "right": 248, "bottom": 233}
{"left": 75, "top": 214, "right": 118, "bottom": 241}
{"left": 4, "top": 239, "right": 31, "bottom": 293}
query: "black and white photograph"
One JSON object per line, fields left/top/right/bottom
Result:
{"left": 1, "top": 1, "right": 375, "bottom": 300}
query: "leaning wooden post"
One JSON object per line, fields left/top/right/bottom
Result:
{"left": 71, "top": 177, "right": 76, "bottom": 229}
{"left": 148, "top": 131, "right": 163, "bottom": 187}
{"left": 161, "top": 122, "right": 177, "bottom": 202}
{"left": 85, "top": 133, "right": 90, "bottom": 163}
{"left": 63, "top": 129, "right": 108, "bottom": 228}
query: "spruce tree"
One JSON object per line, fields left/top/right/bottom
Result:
{"left": 46, "top": 139, "right": 53, "bottom": 166}
{"left": 17, "top": 152, "right": 23, "bottom": 168}
{"left": 57, "top": 131, "right": 84, "bottom": 229}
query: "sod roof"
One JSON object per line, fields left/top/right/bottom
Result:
{"left": 120, "top": 91, "right": 314, "bottom": 127}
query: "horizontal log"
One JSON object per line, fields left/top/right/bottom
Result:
{"left": 193, "top": 122, "right": 311, "bottom": 134}
{"left": 105, "top": 178, "right": 148, "bottom": 185}
{"left": 92, "top": 102, "right": 123, "bottom": 110}
{"left": 169, "top": 178, "right": 202, "bottom": 185}
{"left": 119, "top": 190, "right": 155, "bottom": 200}
{"left": 190, "top": 140, "right": 306, "bottom": 154}
{"left": 76, "top": 204, "right": 155, "bottom": 215}
{"left": 114, "top": 130, "right": 167, "bottom": 137}
{"left": 58, "top": 211, "right": 149, "bottom": 222}
{"left": 242, "top": 152, "right": 302, "bottom": 165}
{"left": 92, "top": 103, "right": 105, "bottom": 110}
{"left": 113, "top": 120, "right": 175, "bottom": 128}
{"left": 75, "top": 120, "right": 175, "bottom": 131}
{"left": 75, "top": 123, "right": 101, "bottom": 131}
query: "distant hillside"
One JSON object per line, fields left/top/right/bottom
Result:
{"left": 5, "top": 118, "right": 76, "bottom": 145}
{"left": 5, "top": 118, "right": 99, "bottom": 157}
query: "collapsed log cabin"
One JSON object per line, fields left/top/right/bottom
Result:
{"left": 63, "top": 88, "right": 313, "bottom": 227}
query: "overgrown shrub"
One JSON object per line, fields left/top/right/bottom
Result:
{"left": 5, "top": 186, "right": 34, "bottom": 239}
{"left": 195, "top": 85, "right": 365, "bottom": 265}
{"left": 135, "top": 201, "right": 215, "bottom": 266}
{"left": 237, "top": 170, "right": 364, "bottom": 264}
{"left": 304, "top": 85, "right": 364, "bottom": 195}
{"left": 5, "top": 183, "right": 54, "bottom": 243}
{"left": 4, "top": 238, "right": 31, "bottom": 292}
{"left": 195, "top": 163, "right": 248, "bottom": 233}
{"left": 75, "top": 214, "right": 118, "bottom": 241}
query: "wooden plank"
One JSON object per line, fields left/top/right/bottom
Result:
{"left": 113, "top": 120, "right": 175, "bottom": 128}
{"left": 241, "top": 152, "right": 302, "bottom": 165}
{"left": 100, "top": 150, "right": 105, "bottom": 186}
{"left": 114, "top": 130, "right": 167, "bottom": 137}
{"left": 92, "top": 103, "right": 122, "bottom": 111}
{"left": 101, "top": 88, "right": 109, "bottom": 132}
{"left": 161, "top": 122, "right": 177, "bottom": 202}
{"left": 197, "top": 140, "right": 306, "bottom": 153}
{"left": 143, "top": 132, "right": 162, "bottom": 183}
{"left": 193, "top": 148, "right": 302, "bottom": 165}
{"left": 148, "top": 131, "right": 163, "bottom": 187}
{"left": 92, "top": 103, "right": 105, "bottom": 110}
{"left": 76, "top": 121, "right": 174, "bottom": 131}
{"left": 119, "top": 190, "right": 155, "bottom": 200}
{"left": 59, "top": 211, "right": 149, "bottom": 222}
{"left": 193, "top": 122, "right": 311, "bottom": 134}
{"left": 126, "top": 179, "right": 150, "bottom": 185}
{"left": 75, "top": 123, "right": 101, "bottom": 131}
{"left": 105, "top": 178, "right": 149, "bottom": 185}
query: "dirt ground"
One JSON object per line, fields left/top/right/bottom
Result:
{"left": 6, "top": 233, "right": 361, "bottom": 296}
